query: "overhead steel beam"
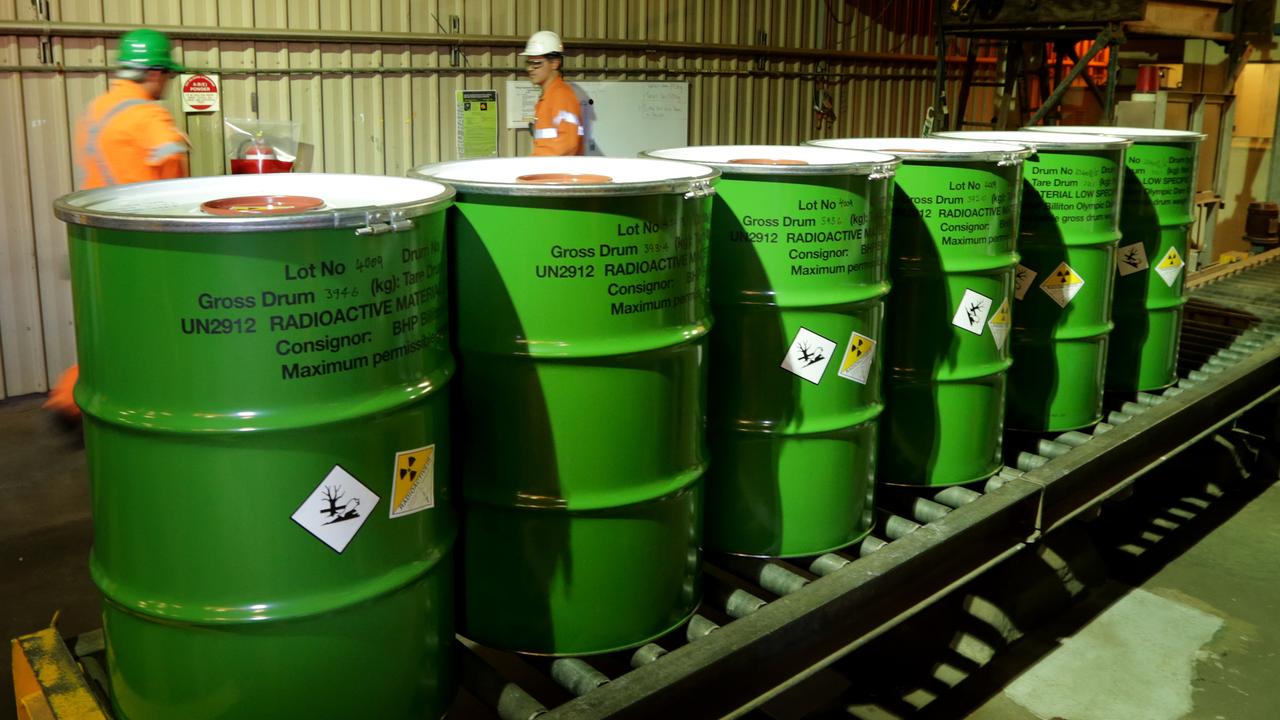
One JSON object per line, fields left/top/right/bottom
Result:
{"left": 1027, "top": 25, "right": 1120, "bottom": 126}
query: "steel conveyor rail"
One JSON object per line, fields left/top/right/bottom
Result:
{"left": 458, "top": 247, "right": 1280, "bottom": 720}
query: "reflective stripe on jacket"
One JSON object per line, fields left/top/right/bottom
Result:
{"left": 532, "top": 75, "right": 584, "bottom": 156}
{"left": 74, "top": 80, "right": 189, "bottom": 189}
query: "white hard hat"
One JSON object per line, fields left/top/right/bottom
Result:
{"left": 521, "top": 30, "right": 563, "bottom": 56}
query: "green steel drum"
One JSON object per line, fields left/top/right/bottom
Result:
{"left": 936, "top": 131, "right": 1131, "bottom": 431}
{"left": 410, "top": 157, "right": 716, "bottom": 655}
{"left": 809, "top": 138, "right": 1031, "bottom": 486}
{"left": 643, "top": 145, "right": 898, "bottom": 557}
{"left": 53, "top": 175, "right": 457, "bottom": 719}
{"left": 1026, "top": 126, "right": 1205, "bottom": 391}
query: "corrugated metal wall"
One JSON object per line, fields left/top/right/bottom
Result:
{"left": 0, "top": 0, "right": 979, "bottom": 399}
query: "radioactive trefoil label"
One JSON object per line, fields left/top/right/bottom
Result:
{"left": 389, "top": 445, "right": 436, "bottom": 518}
{"left": 292, "top": 465, "right": 380, "bottom": 553}
{"left": 1014, "top": 264, "right": 1037, "bottom": 301}
{"left": 837, "top": 331, "right": 876, "bottom": 384}
{"left": 781, "top": 327, "right": 836, "bottom": 385}
{"left": 1040, "top": 262, "right": 1086, "bottom": 308}
{"left": 1116, "top": 242, "right": 1149, "bottom": 276}
{"left": 952, "top": 288, "right": 993, "bottom": 336}
{"left": 988, "top": 298, "right": 1011, "bottom": 351}
{"left": 1155, "top": 246, "right": 1185, "bottom": 287}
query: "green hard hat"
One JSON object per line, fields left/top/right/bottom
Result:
{"left": 116, "top": 28, "right": 183, "bottom": 72}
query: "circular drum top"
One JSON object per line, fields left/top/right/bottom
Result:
{"left": 1023, "top": 125, "right": 1207, "bottom": 143}
{"left": 642, "top": 145, "right": 899, "bottom": 176}
{"left": 932, "top": 130, "right": 1132, "bottom": 151}
{"left": 53, "top": 173, "right": 454, "bottom": 232}
{"left": 409, "top": 156, "right": 718, "bottom": 197}
{"left": 806, "top": 137, "right": 1033, "bottom": 163}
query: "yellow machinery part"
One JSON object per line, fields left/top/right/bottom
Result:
{"left": 11, "top": 626, "right": 108, "bottom": 720}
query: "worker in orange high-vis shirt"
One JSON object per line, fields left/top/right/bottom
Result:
{"left": 521, "top": 31, "right": 584, "bottom": 157}
{"left": 46, "top": 28, "right": 189, "bottom": 425}
{"left": 74, "top": 28, "right": 189, "bottom": 188}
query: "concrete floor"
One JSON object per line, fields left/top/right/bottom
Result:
{"left": 2, "top": 390, "right": 1278, "bottom": 719}
{"left": 1, "top": 394, "right": 100, "bottom": 714}
{"left": 967, "top": 470, "right": 1280, "bottom": 720}
{"left": 756, "top": 425, "right": 1280, "bottom": 720}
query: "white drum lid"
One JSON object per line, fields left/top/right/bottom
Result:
{"left": 54, "top": 173, "right": 454, "bottom": 232}
{"left": 642, "top": 145, "right": 899, "bottom": 176}
{"left": 932, "top": 130, "right": 1132, "bottom": 151}
{"left": 1024, "top": 125, "right": 1206, "bottom": 143}
{"left": 410, "top": 156, "right": 719, "bottom": 196}
{"left": 807, "top": 137, "right": 1033, "bottom": 163}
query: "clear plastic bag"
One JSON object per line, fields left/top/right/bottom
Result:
{"left": 223, "top": 118, "right": 300, "bottom": 174}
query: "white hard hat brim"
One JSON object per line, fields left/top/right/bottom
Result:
{"left": 521, "top": 31, "right": 563, "bottom": 56}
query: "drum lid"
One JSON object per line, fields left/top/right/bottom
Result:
{"left": 54, "top": 174, "right": 454, "bottom": 232}
{"left": 807, "top": 137, "right": 1033, "bottom": 164}
{"left": 410, "top": 156, "right": 719, "bottom": 197}
{"left": 933, "top": 130, "right": 1132, "bottom": 151}
{"left": 1023, "top": 125, "right": 1206, "bottom": 143}
{"left": 643, "top": 145, "right": 899, "bottom": 176}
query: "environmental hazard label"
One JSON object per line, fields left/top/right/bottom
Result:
{"left": 1040, "top": 262, "right": 1085, "bottom": 308}
{"left": 838, "top": 331, "right": 876, "bottom": 385}
{"left": 1014, "top": 264, "right": 1037, "bottom": 301}
{"left": 1116, "top": 242, "right": 1149, "bottom": 276}
{"left": 291, "top": 465, "right": 379, "bottom": 553}
{"left": 952, "top": 288, "right": 993, "bottom": 336}
{"left": 781, "top": 327, "right": 836, "bottom": 385}
{"left": 390, "top": 445, "right": 436, "bottom": 518}
{"left": 988, "top": 299, "right": 1011, "bottom": 351}
{"left": 1155, "top": 246, "right": 1185, "bottom": 287}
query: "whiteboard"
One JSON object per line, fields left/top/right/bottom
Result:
{"left": 504, "top": 80, "right": 689, "bottom": 157}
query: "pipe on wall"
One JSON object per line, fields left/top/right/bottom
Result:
{"left": 0, "top": 20, "right": 994, "bottom": 67}
{"left": 0, "top": 64, "right": 958, "bottom": 83}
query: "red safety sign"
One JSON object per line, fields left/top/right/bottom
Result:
{"left": 180, "top": 73, "right": 220, "bottom": 113}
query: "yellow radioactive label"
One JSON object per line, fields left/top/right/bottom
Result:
{"left": 1157, "top": 247, "right": 1184, "bottom": 269}
{"left": 390, "top": 445, "right": 435, "bottom": 518}
{"left": 989, "top": 299, "right": 1011, "bottom": 326}
{"left": 838, "top": 331, "right": 876, "bottom": 384}
{"left": 987, "top": 298, "right": 1011, "bottom": 350}
{"left": 1041, "top": 262, "right": 1085, "bottom": 287}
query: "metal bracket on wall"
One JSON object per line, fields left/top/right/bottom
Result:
{"left": 29, "top": 0, "right": 52, "bottom": 64}
{"left": 431, "top": 14, "right": 465, "bottom": 68}
{"left": 451, "top": 16, "right": 462, "bottom": 68}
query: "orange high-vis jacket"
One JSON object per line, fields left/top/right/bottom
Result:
{"left": 531, "top": 75, "right": 584, "bottom": 156}
{"left": 73, "top": 79, "right": 189, "bottom": 189}
{"left": 51, "top": 80, "right": 190, "bottom": 420}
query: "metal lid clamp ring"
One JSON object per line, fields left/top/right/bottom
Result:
{"left": 683, "top": 181, "right": 717, "bottom": 200}
{"left": 357, "top": 209, "right": 415, "bottom": 236}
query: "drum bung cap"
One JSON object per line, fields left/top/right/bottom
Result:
{"left": 200, "top": 195, "right": 325, "bottom": 216}
{"left": 516, "top": 173, "right": 613, "bottom": 184}
{"left": 728, "top": 158, "right": 810, "bottom": 166}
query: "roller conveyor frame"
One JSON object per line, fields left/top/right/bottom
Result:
{"left": 461, "top": 247, "right": 1280, "bottom": 720}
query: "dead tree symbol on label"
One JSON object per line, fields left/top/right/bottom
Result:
{"left": 797, "top": 341, "right": 826, "bottom": 368}
{"left": 1123, "top": 247, "right": 1142, "bottom": 268}
{"left": 320, "top": 485, "right": 362, "bottom": 525}
{"left": 966, "top": 302, "right": 984, "bottom": 327}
